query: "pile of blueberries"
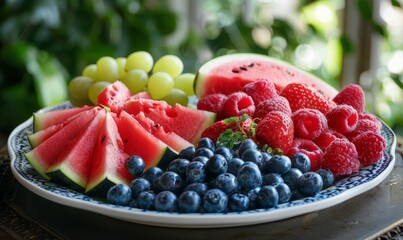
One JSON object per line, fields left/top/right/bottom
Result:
{"left": 106, "top": 138, "right": 335, "bottom": 213}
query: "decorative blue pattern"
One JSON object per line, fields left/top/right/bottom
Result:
{"left": 8, "top": 102, "right": 397, "bottom": 227}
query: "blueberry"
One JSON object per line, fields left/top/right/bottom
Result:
{"left": 178, "top": 146, "right": 196, "bottom": 160}
{"left": 297, "top": 172, "right": 323, "bottom": 196}
{"left": 290, "top": 189, "right": 306, "bottom": 201}
{"left": 107, "top": 184, "right": 132, "bottom": 206}
{"left": 137, "top": 191, "right": 155, "bottom": 210}
{"left": 197, "top": 137, "right": 215, "bottom": 151}
{"left": 282, "top": 168, "right": 303, "bottom": 190}
{"left": 214, "top": 146, "right": 233, "bottom": 161}
{"left": 193, "top": 147, "right": 214, "bottom": 159}
{"left": 238, "top": 139, "right": 258, "bottom": 156}
{"left": 178, "top": 191, "right": 202, "bottom": 213}
{"left": 241, "top": 149, "right": 263, "bottom": 168}
{"left": 202, "top": 188, "right": 228, "bottom": 213}
{"left": 215, "top": 173, "right": 238, "bottom": 195}
{"left": 206, "top": 154, "right": 228, "bottom": 178}
{"left": 227, "top": 157, "right": 244, "bottom": 176}
{"left": 182, "top": 182, "right": 209, "bottom": 197}
{"left": 157, "top": 171, "right": 183, "bottom": 194}
{"left": 168, "top": 158, "right": 190, "bottom": 180}
{"left": 262, "top": 173, "right": 284, "bottom": 186}
{"left": 260, "top": 152, "right": 272, "bottom": 173}
{"left": 186, "top": 161, "right": 206, "bottom": 184}
{"left": 257, "top": 185, "right": 279, "bottom": 208}
{"left": 191, "top": 156, "right": 209, "bottom": 165}
{"left": 237, "top": 162, "right": 262, "bottom": 190}
{"left": 228, "top": 193, "right": 250, "bottom": 212}
{"left": 125, "top": 155, "right": 145, "bottom": 177}
{"left": 316, "top": 169, "right": 335, "bottom": 189}
{"left": 154, "top": 191, "right": 178, "bottom": 212}
{"left": 242, "top": 186, "right": 261, "bottom": 210}
{"left": 273, "top": 182, "right": 291, "bottom": 204}
{"left": 290, "top": 152, "right": 311, "bottom": 173}
{"left": 142, "top": 166, "right": 163, "bottom": 183}
{"left": 129, "top": 178, "right": 151, "bottom": 198}
{"left": 262, "top": 155, "right": 291, "bottom": 174}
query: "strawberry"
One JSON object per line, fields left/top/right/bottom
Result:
{"left": 201, "top": 116, "right": 252, "bottom": 143}
{"left": 255, "top": 111, "right": 294, "bottom": 153}
{"left": 280, "top": 83, "right": 336, "bottom": 114}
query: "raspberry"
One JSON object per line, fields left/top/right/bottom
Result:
{"left": 197, "top": 93, "right": 228, "bottom": 120}
{"left": 321, "top": 139, "right": 360, "bottom": 177}
{"left": 280, "top": 83, "right": 336, "bottom": 114}
{"left": 358, "top": 112, "right": 382, "bottom": 131}
{"left": 345, "top": 118, "right": 381, "bottom": 141}
{"left": 326, "top": 104, "right": 358, "bottom": 134}
{"left": 352, "top": 131, "right": 386, "bottom": 166}
{"left": 314, "top": 128, "right": 346, "bottom": 150}
{"left": 287, "top": 138, "right": 323, "bottom": 171}
{"left": 254, "top": 96, "right": 292, "bottom": 121}
{"left": 222, "top": 92, "right": 255, "bottom": 118}
{"left": 242, "top": 79, "right": 278, "bottom": 106}
{"left": 256, "top": 111, "right": 294, "bottom": 153}
{"left": 292, "top": 109, "right": 327, "bottom": 140}
{"left": 333, "top": 84, "right": 365, "bottom": 113}
{"left": 201, "top": 117, "right": 252, "bottom": 143}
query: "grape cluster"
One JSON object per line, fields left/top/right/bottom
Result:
{"left": 69, "top": 51, "right": 195, "bottom": 107}
{"left": 106, "top": 137, "right": 334, "bottom": 213}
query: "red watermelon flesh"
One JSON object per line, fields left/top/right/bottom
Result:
{"left": 24, "top": 107, "right": 101, "bottom": 179}
{"left": 130, "top": 91, "right": 152, "bottom": 100}
{"left": 46, "top": 109, "right": 106, "bottom": 192}
{"left": 195, "top": 53, "right": 339, "bottom": 99}
{"left": 124, "top": 99, "right": 216, "bottom": 145}
{"left": 133, "top": 112, "right": 194, "bottom": 153}
{"left": 98, "top": 80, "right": 132, "bottom": 114}
{"left": 33, "top": 105, "right": 93, "bottom": 132}
{"left": 116, "top": 111, "right": 177, "bottom": 170}
{"left": 86, "top": 111, "right": 133, "bottom": 195}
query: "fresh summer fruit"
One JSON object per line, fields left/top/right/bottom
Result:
{"left": 126, "top": 51, "right": 154, "bottom": 73}
{"left": 242, "top": 79, "right": 278, "bottom": 106}
{"left": 352, "top": 131, "right": 386, "bottom": 167}
{"left": 161, "top": 88, "right": 189, "bottom": 106}
{"left": 254, "top": 96, "right": 292, "bottom": 120}
{"left": 197, "top": 93, "right": 228, "bottom": 120}
{"left": 174, "top": 73, "right": 196, "bottom": 96}
{"left": 291, "top": 109, "right": 328, "bottom": 140}
{"left": 97, "top": 81, "right": 132, "bottom": 114}
{"left": 96, "top": 56, "right": 119, "bottom": 82}
{"left": 321, "top": 139, "right": 360, "bottom": 177}
{"left": 153, "top": 55, "right": 184, "bottom": 78}
{"left": 194, "top": 53, "right": 338, "bottom": 99}
{"left": 222, "top": 92, "right": 255, "bottom": 118}
{"left": 147, "top": 72, "right": 174, "bottom": 99}
{"left": 124, "top": 99, "right": 216, "bottom": 145}
{"left": 115, "top": 57, "right": 127, "bottom": 80}
{"left": 85, "top": 111, "right": 134, "bottom": 195}
{"left": 24, "top": 107, "right": 100, "bottom": 179}
{"left": 325, "top": 104, "right": 358, "bottom": 134}
{"left": 200, "top": 116, "right": 252, "bottom": 144}
{"left": 123, "top": 69, "right": 149, "bottom": 94}
{"left": 116, "top": 111, "right": 177, "bottom": 171}
{"left": 333, "top": 84, "right": 365, "bottom": 113}
{"left": 68, "top": 76, "right": 93, "bottom": 106}
{"left": 32, "top": 105, "right": 92, "bottom": 132}
{"left": 82, "top": 64, "right": 97, "bottom": 80}
{"left": 280, "top": 83, "right": 336, "bottom": 114}
{"left": 88, "top": 81, "right": 111, "bottom": 105}
{"left": 287, "top": 138, "right": 323, "bottom": 171}
{"left": 46, "top": 109, "right": 106, "bottom": 192}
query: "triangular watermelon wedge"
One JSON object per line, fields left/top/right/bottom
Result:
{"left": 33, "top": 105, "right": 93, "bottom": 132}
{"left": 24, "top": 107, "right": 101, "bottom": 179}
{"left": 45, "top": 109, "right": 106, "bottom": 192}
{"left": 124, "top": 99, "right": 216, "bottom": 145}
{"left": 85, "top": 111, "right": 134, "bottom": 196}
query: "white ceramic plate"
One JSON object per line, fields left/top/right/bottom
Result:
{"left": 8, "top": 102, "right": 397, "bottom": 228}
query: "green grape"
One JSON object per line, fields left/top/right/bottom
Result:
{"left": 69, "top": 94, "right": 92, "bottom": 107}
{"left": 147, "top": 72, "right": 174, "bottom": 100}
{"left": 174, "top": 73, "right": 196, "bottom": 96}
{"left": 123, "top": 69, "right": 148, "bottom": 94}
{"left": 161, "top": 88, "right": 189, "bottom": 106}
{"left": 116, "top": 57, "right": 127, "bottom": 80}
{"left": 82, "top": 64, "right": 97, "bottom": 81}
{"left": 69, "top": 76, "right": 93, "bottom": 100}
{"left": 126, "top": 51, "right": 154, "bottom": 73}
{"left": 88, "top": 81, "right": 111, "bottom": 105}
{"left": 153, "top": 55, "right": 184, "bottom": 78}
{"left": 96, "top": 56, "right": 119, "bottom": 82}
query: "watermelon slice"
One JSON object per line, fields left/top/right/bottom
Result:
{"left": 24, "top": 107, "right": 100, "bottom": 179}
{"left": 46, "top": 109, "right": 106, "bottom": 192}
{"left": 124, "top": 99, "right": 216, "bottom": 145}
{"left": 116, "top": 111, "right": 177, "bottom": 171}
{"left": 85, "top": 111, "right": 134, "bottom": 196}
{"left": 33, "top": 105, "right": 93, "bottom": 132}
{"left": 133, "top": 112, "right": 193, "bottom": 153}
{"left": 194, "top": 53, "right": 339, "bottom": 99}
{"left": 98, "top": 80, "right": 132, "bottom": 113}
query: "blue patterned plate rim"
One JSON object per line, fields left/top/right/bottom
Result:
{"left": 8, "top": 102, "right": 397, "bottom": 228}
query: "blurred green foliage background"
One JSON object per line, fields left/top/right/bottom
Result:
{"left": 0, "top": 0, "right": 402, "bottom": 138}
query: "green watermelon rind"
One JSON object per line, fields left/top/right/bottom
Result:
{"left": 24, "top": 151, "right": 51, "bottom": 180}
{"left": 194, "top": 53, "right": 339, "bottom": 98}
{"left": 46, "top": 166, "right": 86, "bottom": 192}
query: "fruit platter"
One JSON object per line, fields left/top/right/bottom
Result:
{"left": 8, "top": 52, "right": 397, "bottom": 228}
